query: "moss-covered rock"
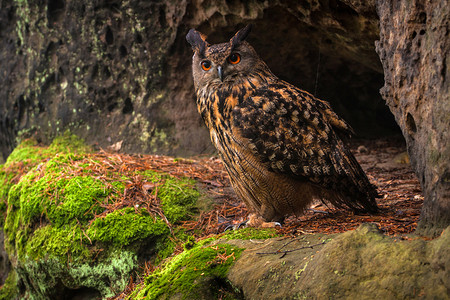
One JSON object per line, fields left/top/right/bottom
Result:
{"left": 125, "top": 227, "right": 282, "bottom": 299}
{"left": 130, "top": 243, "right": 244, "bottom": 299}
{"left": 138, "top": 170, "right": 200, "bottom": 224}
{"left": 0, "top": 132, "right": 91, "bottom": 225}
{"left": 0, "top": 269, "right": 18, "bottom": 300}
{"left": 0, "top": 133, "right": 204, "bottom": 299}
{"left": 87, "top": 207, "right": 169, "bottom": 247}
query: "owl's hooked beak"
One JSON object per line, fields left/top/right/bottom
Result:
{"left": 217, "top": 66, "right": 224, "bottom": 82}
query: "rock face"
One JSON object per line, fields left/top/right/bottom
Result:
{"left": 0, "top": 0, "right": 397, "bottom": 164}
{"left": 376, "top": 0, "right": 450, "bottom": 236}
{"left": 227, "top": 223, "right": 450, "bottom": 299}
{"left": 0, "top": 0, "right": 192, "bottom": 160}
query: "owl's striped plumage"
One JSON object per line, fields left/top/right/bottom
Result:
{"left": 187, "top": 25, "right": 378, "bottom": 224}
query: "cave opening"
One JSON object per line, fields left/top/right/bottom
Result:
{"left": 199, "top": 6, "right": 401, "bottom": 140}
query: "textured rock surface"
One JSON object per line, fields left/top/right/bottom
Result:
{"left": 0, "top": 0, "right": 189, "bottom": 160}
{"left": 228, "top": 223, "right": 450, "bottom": 299}
{"left": 0, "top": 0, "right": 397, "bottom": 164}
{"left": 376, "top": 0, "right": 450, "bottom": 236}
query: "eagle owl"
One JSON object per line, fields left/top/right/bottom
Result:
{"left": 186, "top": 25, "right": 378, "bottom": 226}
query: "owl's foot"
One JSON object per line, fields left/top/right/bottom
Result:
{"left": 307, "top": 208, "right": 330, "bottom": 214}
{"left": 224, "top": 214, "right": 281, "bottom": 231}
{"left": 247, "top": 213, "right": 282, "bottom": 228}
{"left": 224, "top": 220, "right": 248, "bottom": 231}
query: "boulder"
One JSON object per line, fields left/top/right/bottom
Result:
{"left": 376, "top": 0, "right": 450, "bottom": 236}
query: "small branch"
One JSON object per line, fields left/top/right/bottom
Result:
{"left": 256, "top": 241, "right": 327, "bottom": 258}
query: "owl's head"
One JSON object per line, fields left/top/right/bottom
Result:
{"left": 186, "top": 25, "right": 263, "bottom": 90}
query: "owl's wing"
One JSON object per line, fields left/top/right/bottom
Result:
{"left": 232, "top": 82, "right": 377, "bottom": 212}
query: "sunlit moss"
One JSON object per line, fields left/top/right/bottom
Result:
{"left": 0, "top": 131, "right": 91, "bottom": 224}
{"left": 138, "top": 170, "right": 200, "bottom": 223}
{"left": 87, "top": 207, "right": 169, "bottom": 247}
{"left": 219, "top": 227, "right": 279, "bottom": 240}
{"left": 158, "top": 176, "right": 200, "bottom": 223}
{"left": 130, "top": 243, "right": 243, "bottom": 299}
{"left": 24, "top": 223, "right": 91, "bottom": 263}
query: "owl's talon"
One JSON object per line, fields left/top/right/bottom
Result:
{"left": 236, "top": 220, "right": 249, "bottom": 229}
{"left": 307, "top": 208, "right": 330, "bottom": 214}
{"left": 224, "top": 220, "right": 249, "bottom": 231}
{"left": 224, "top": 225, "right": 234, "bottom": 231}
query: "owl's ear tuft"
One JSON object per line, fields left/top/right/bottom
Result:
{"left": 230, "top": 24, "right": 253, "bottom": 49}
{"left": 186, "top": 29, "right": 208, "bottom": 55}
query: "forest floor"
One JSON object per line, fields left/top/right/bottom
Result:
{"left": 105, "top": 137, "right": 423, "bottom": 239}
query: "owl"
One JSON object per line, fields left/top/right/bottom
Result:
{"left": 186, "top": 25, "right": 378, "bottom": 226}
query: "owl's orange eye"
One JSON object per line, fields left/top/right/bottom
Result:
{"left": 201, "top": 60, "right": 212, "bottom": 71}
{"left": 228, "top": 53, "right": 241, "bottom": 64}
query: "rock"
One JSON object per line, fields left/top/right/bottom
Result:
{"left": 0, "top": 230, "right": 11, "bottom": 286}
{"left": 375, "top": 0, "right": 450, "bottom": 236}
{"left": 227, "top": 223, "right": 450, "bottom": 299}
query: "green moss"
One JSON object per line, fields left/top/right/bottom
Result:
{"left": 220, "top": 227, "right": 280, "bottom": 240}
{"left": 1, "top": 132, "right": 91, "bottom": 225}
{"left": 4, "top": 138, "right": 43, "bottom": 166}
{"left": 0, "top": 270, "right": 19, "bottom": 300}
{"left": 138, "top": 169, "right": 163, "bottom": 182}
{"left": 5, "top": 131, "right": 89, "bottom": 168}
{"left": 5, "top": 162, "right": 111, "bottom": 236}
{"left": 47, "top": 175, "right": 109, "bottom": 226}
{"left": 138, "top": 170, "right": 200, "bottom": 223}
{"left": 0, "top": 166, "right": 15, "bottom": 225}
{"left": 158, "top": 176, "right": 199, "bottom": 223}
{"left": 131, "top": 243, "right": 243, "bottom": 299}
{"left": 1, "top": 132, "right": 210, "bottom": 298}
{"left": 87, "top": 207, "right": 169, "bottom": 247}
{"left": 25, "top": 223, "right": 91, "bottom": 262}
{"left": 3, "top": 153, "right": 125, "bottom": 263}
{"left": 47, "top": 131, "right": 91, "bottom": 154}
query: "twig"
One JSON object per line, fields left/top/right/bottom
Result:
{"left": 256, "top": 241, "right": 327, "bottom": 258}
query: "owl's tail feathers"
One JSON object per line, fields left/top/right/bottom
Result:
{"left": 326, "top": 144, "right": 380, "bottom": 214}
{"left": 324, "top": 179, "right": 379, "bottom": 215}
{"left": 343, "top": 161, "right": 379, "bottom": 214}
